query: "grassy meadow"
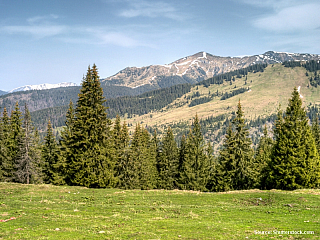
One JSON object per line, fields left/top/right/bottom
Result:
{"left": 0, "top": 183, "right": 319, "bottom": 239}
{"left": 126, "top": 64, "right": 320, "bottom": 130}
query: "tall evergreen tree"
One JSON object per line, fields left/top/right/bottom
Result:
{"left": 139, "top": 128, "right": 158, "bottom": 189}
{"left": 311, "top": 116, "right": 320, "bottom": 154}
{"left": 179, "top": 114, "right": 208, "bottom": 191}
{"left": 216, "top": 101, "right": 255, "bottom": 191}
{"left": 232, "top": 101, "right": 255, "bottom": 189}
{"left": 255, "top": 125, "right": 273, "bottom": 189}
{"left": 214, "top": 124, "right": 236, "bottom": 191}
{"left": 127, "top": 124, "right": 158, "bottom": 189}
{"left": 157, "top": 127, "right": 179, "bottom": 189}
{"left": 64, "top": 65, "right": 116, "bottom": 188}
{"left": 120, "top": 124, "right": 141, "bottom": 189}
{"left": 10, "top": 102, "right": 23, "bottom": 174}
{"left": 205, "top": 141, "right": 218, "bottom": 191}
{"left": 0, "top": 107, "right": 13, "bottom": 181}
{"left": 55, "top": 100, "right": 75, "bottom": 185}
{"left": 113, "top": 116, "right": 130, "bottom": 188}
{"left": 14, "top": 104, "right": 42, "bottom": 184}
{"left": 42, "top": 120, "right": 59, "bottom": 184}
{"left": 267, "top": 88, "right": 320, "bottom": 189}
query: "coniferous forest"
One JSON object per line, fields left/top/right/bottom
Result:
{"left": 1, "top": 65, "right": 320, "bottom": 191}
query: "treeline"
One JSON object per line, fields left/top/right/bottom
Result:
{"left": 282, "top": 60, "right": 320, "bottom": 87}
{"left": 220, "top": 87, "right": 249, "bottom": 100}
{"left": 1, "top": 65, "right": 320, "bottom": 191}
{"left": 0, "top": 84, "right": 153, "bottom": 115}
{"left": 106, "top": 84, "right": 192, "bottom": 118}
{"left": 199, "top": 63, "right": 267, "bottom": 87}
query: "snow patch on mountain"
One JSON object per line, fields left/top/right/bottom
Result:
{"left": 9, "top": 82, "right": 78, "bottom": 93}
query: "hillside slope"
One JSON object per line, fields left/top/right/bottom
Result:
{"left": 27, "top": 62, "right": 320, "bottom": 136}
{"left": 102, "top": 51, "right": 320, "bottom": 89}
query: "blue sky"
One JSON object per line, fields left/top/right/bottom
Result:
{"left": 1, "top": 0, "right": 320, "bottom": 91}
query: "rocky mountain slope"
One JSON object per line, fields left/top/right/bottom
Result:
{"left": 101, "top": 51, "right": 320, "bottom": 89}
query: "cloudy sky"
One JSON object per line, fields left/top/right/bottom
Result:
{"left": 1, "top": 0, "right": 320, "bottom": 91}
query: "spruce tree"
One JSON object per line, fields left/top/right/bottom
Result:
{"left": 64, "top": 65, "right": 116, "bottom": 188}
{"left": 179, "top": 114, "right": 208, "bottom": 191}
{"left": 215, "top": 124, "right": 236, "bottom": 191}
{"left": 311, "top": 116, "right": 320, "bottom": 154}
{"left": 255, "top": 125, "right": 273, "bottom": 189}
{"left": 216, "top": 101, "right": 255, "bottom": 191}
{"left": 0, "top": 108, "right": 13, "bottom": 181}
{"left": 231, "top": 101, "right": 255, "bottom": 190}
{"left": 127, "top": 124, "right": 158, "bottom": 189}
{"left": 15, "top": 104, "right": 42, "bottom": 184}
{"left": 10, "top": 102, "right": 23, "bottom": 172}
{"left": 113, "top": 116, "right": 130, "bottom": 188}
{"left": 267, "top": 88, "right": 320, "bottom": 189}
{"left": 55, "top": 100, "right": 75, "bottom": 185}
{"left": 157, "top": 127, "right": 179, "bottom": 189}
{"left": 120, "top": 124, "right": 141, "bottom": 189}
{"left": 205, "top": 141, "right": 218, "bottom": 191}
{"left": 139, "top": 128, "right": 158, "bottom": 189}
{"left": 42, "top": 120, "right": 59, "bottom": 184}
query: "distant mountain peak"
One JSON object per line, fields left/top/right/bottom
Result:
{"left": 101, "top": 51, "right": 320, "bottom": 89}
{"left": 9, "top": 82, "right": 78, "bottom": 93}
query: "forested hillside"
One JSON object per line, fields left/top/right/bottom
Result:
{"left": 1, "top": 66, "right": 320, "bottom": 192}
{"left": 0, "top": 83, "right": 156, "bottom": 114}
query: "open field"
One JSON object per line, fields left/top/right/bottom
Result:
{"left": 0, "top": 183, "right": 319, "bottom": 239}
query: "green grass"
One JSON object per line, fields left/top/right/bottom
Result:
{"left": 0, "top": 183, "right": 319, "bottom": 239}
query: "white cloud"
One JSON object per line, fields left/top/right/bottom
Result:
{"left": 253, "top": 3, "right": 320, "bottom": 32}
{"left": 0, "top": 15, "right": 149, "bottom": 47}
{"left": 27, "top": 14, "right": 59, "bottom": 24}
{"left": 1, "top": 14, "right": 65, "bottom": 38}
{"left": 1, "top": 25, "right": 66, "bottom": 38}
{"left": 239, "top": 0, "right": 312, "bottom": 10}
{"left": 118, "top": 0, "right": 185, "bottom": 20}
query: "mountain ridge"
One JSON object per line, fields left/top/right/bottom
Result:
{"left": 101, "top": 51, "right": 320, "bottom": 89}
{"left": 8, "top": 82, "right": 78, "bottom": 93}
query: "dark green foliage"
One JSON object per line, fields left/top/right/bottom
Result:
{"left": 205, "top": 141, "right": 218, "bottom": 191}
{"left": 188, "top": 96, "right": 212, "bottom": 107}
{"left": 42, "top": 120, "right": 60, "bottom": 184}
{"left": 199, "top": 63, "right": 267, "bottom": 87}
{"left": 309, "top": 71, "right": 320, "bottom": 87}
{"left": 255, "top": 125, "right": 273, "bottom": 189}
{"left": 212, "top": 125, "right": 235, "bottom": 192}
{"left": 0, "top": 108, "right": 13, "bottom": 181}
{"left": 304, "top": 60, "right": 320, "bottom": 72}
{"left": 266, "top": 88, "right": 320, "bottom": 190}
{"left": 282, "top": 61, "right": 302, "bottom": 68}
{"left": 55, "top": 101, "right": 74, "bottom": 185}
{"left": 179, "top": 115, "right": 209, "bottom": 191}
{"left": 215, "top": 101, "right": 255, "bottom": 191}
{"left": 157, "top": 127, "right": 179, "bottom": 189}
{"left": 113, "top": 115, "right": 130, "bottom": 188}
{"left": 106, "top": 84, "right": 192, "bottom": 118}
{"left": 14, "top": 104, "right": 42, "bottom": 184}
{"left": 220, "top": 87, "right": 249, "bottom": 100}
{"left": 127, "top": 124, "right": 158, "bottom": 190}
{"left": 63, "top": 65, "right": 116, "bottom": 188}
{"left": 311, "top": 116, "right": 320, "bottom": 154}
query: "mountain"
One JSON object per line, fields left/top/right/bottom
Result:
{"left": 101, "top": 51, "right": 320, "bottom": 89}
{"left": 0, "top": 90, "right": 7, "bottom": 96}
{"left": 9, "top": 82, "right": 78, "bottom": 93}
{"left": 29, "top": 61, "right": 320, "bottom": 134}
